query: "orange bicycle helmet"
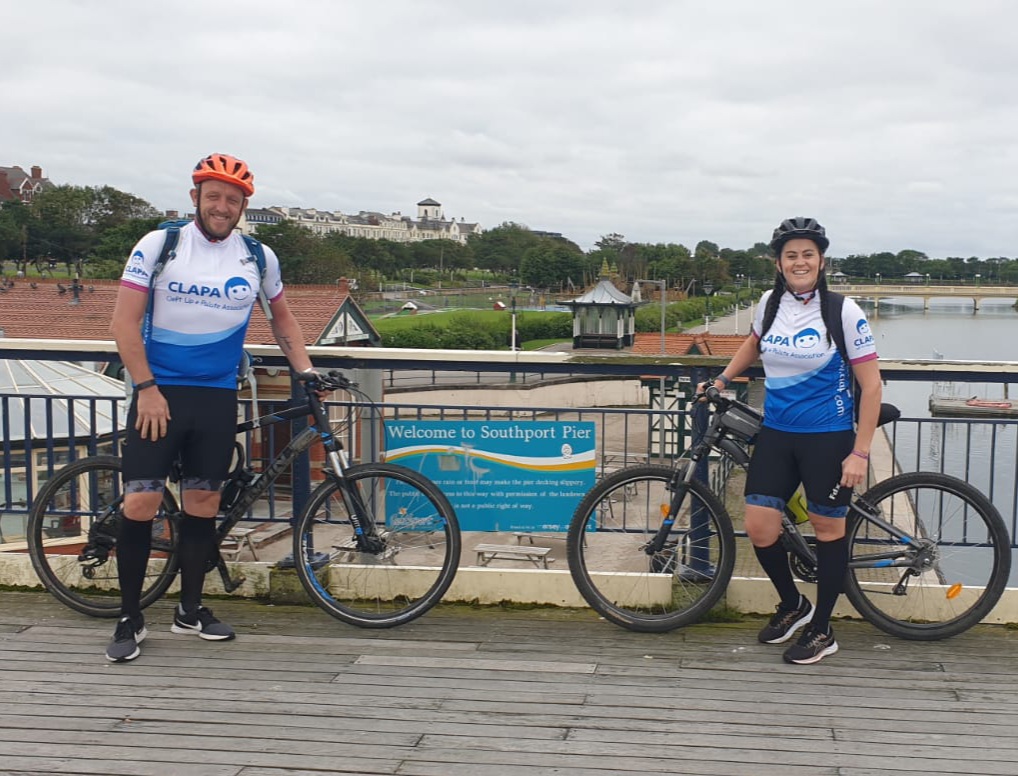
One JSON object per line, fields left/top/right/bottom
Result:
{"left": 192, "top": 153, "right": 255, "bottom": 196}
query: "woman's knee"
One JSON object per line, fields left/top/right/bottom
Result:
{"left": 744, "top": 504, "right": 783, "bottom": 546}
{"left": 810, "top": 514, "right": 847, "bottom": 542}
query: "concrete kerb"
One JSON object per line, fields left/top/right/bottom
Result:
{"left": 3, "top": 552, "right": 1017, "bottom": 625}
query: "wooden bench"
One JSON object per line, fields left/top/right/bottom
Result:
{"left": 474, "top": 543, "right": 554, "bottom": 569}
{"left": 221, "top": 522, "right": 291, "bottom": 561}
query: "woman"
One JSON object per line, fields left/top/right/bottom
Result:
{"left": 705, "top": 217, "right": 881, "bottom": 664}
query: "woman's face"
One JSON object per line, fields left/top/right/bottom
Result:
{"left": 778, "top": 238, "right": 824, "bottom": 294}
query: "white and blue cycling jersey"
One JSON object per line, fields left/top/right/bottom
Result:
{"left": 120, "top": 222, "right": 284, "bottom": 389}
{"left": 752, "top": 290, "right": 878, "bottom": 433}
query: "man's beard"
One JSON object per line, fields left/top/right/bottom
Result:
{"left": 195, "top": 209, "right": 238, "bottom": 240}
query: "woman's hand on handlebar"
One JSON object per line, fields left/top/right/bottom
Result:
{"left": 695, "top": 380, "right": 724, "bottom": 402}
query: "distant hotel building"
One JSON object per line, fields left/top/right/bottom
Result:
{"left": 242, "top": 198, "right": 482, "bottom": 244}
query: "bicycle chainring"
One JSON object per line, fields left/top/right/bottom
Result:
{"left": 789, "top": 552, "right": 818, "bottom": 584}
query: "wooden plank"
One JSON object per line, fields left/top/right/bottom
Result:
{"left": 1, "top": 591, "right": 1017, "bottom": 775}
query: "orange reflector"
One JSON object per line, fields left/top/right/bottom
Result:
{"left": 946, "top": 583, "right": 963, "bottom": 600}
{"left": 659, "top": 504, "right": 670, "bottom": 518}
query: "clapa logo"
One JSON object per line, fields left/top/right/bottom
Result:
{"left": 793, "top": 327, "right": 822, "bottom": 349}
{"left": 854, "top": 318, "right": 874, "bottom": 348}
{"left": 224, "top": 276, "right": 253, "bottom": 302}
{"left": 167, "top": 281, "right": 222, "bottom": 297}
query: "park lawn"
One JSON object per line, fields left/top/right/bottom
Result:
{"left": 373, "top": 309, "right": 534, "bottom": 333}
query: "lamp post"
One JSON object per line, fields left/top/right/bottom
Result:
{"left": 875, "top": 272, "right": 881, "bottom": 285}
{"left": 976, "top": 273, "right": 981, "bottom": 287}
{"left": 509, "top": 288, "right": 519, "bottom": 383}
{"left": 926, "top": 273, "right": 930, "bottom": 286}
{"left": 702, "top": 280, "right": 713, "bottom": 333}
{"left": 735, "top": 274, "right": 744, "bottom": 334}
{"left": 636, "top": 278, "right": 667, "bottom": 354}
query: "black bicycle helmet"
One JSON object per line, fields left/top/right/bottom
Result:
{"left": 770, "top": 217, "right": 829, "bottom": 254}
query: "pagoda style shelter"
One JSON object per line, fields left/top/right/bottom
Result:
{"left": 561, "top": 262, "right": 639, "bottom": 349}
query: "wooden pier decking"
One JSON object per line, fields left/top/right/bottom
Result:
{"left": 1, "top": 590, "right": 1017, "bottom": 776}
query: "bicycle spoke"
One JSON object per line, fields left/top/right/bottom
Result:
{"left": 27, "top": 457, "right": 179, "bottom": 618}
{"left": 567, "top": 465, "right": 735, "bottom": 632}
{"left": 846, "top": 472, "right": 1010, "bottom": 640}
{"left": 294, "top": 464, "right": 460, "bottom": 628}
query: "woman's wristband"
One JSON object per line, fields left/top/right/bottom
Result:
{"left": 713, "top": 374, "right": 731, "bottom": 388}
{"left": 851, "top": 449, "right": 869, "bottom": 460}
{"left": 134, "top": 379, "right": 157, "bottom": 392}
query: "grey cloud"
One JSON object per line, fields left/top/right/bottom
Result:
{"left": 6, "top": 0, "right": 1018, "bottom": 256}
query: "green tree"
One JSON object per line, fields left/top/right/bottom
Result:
{"left": 86, "top": 217, "right": 162, "bottom": 278}
{"left": 519, "top": 240, "right": 585, "bottom": 290}
{"left": 467, "top": 222, "right": 541, "bottom": 275}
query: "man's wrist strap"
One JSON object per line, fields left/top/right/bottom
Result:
{"left": 134, "top": 379, "right": 157, "bottom": 392}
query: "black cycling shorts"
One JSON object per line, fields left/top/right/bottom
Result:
{"left": 122, "top": 385, "right": 237, "bottom": 487}
{"left": 744, "top": 426, "right": 855, "bottom": 517}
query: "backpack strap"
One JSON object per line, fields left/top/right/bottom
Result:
{"left": 241, "top": 234, "right": 273, "bottom": 322}
{"left": 142, "top": 223, "right": 183, "bottom": 343}
{"left": 825, "top": 290, "right": 849, "bottom": 363}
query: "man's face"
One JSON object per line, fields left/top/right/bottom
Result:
{"left": 190, "top": 179, "right": 247, "bottom": 239}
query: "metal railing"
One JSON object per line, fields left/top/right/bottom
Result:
{"left": 2, "top": 341, "right": 1016, "bottom": 550}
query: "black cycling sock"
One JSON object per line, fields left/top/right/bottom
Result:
{"left": 812, "top": 536, "right": 848, "bottom": 634}
{"left": 177, "top": 514, "right": 217, "bottom": 614}
{"left": 753, "top": 539, "right": 800, "bottom": 609}
{"left": 117, "top": 516, "right": 152, "bottom": 620}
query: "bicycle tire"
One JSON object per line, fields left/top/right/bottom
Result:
{"left": 26, "top": 455, "right": 179, "bottom": 618}
{"left": 567, "top": 465, "right": 736, "bottom": 633}
{"left": 292, "top": 462, "right": 461, "bottom": 628}
{"left": 844, "top": 471, "right": 1011, "bottom": 641}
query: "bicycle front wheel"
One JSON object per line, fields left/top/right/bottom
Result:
{"left": 844, "top": 471, "right": 1012, "bottom": 640}
{"left": 293, "top": 463, "right": 461, "bottom": 628}
{"left": 26, "top": 455, "right": 179, "bottom": 618}
{"left": 567, "top": 465, "right": 736, "bottom": 633}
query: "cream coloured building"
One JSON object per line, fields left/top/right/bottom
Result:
{"left": 244, "top": 198, "right": 482, "bottom": 244}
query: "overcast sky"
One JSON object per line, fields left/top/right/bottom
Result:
{"left": 6, "top": 1, "right": 1018, "bottom": 257}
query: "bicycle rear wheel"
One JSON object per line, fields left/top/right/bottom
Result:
{"left": 293, "top": 463, "right": 461, "bottom": 628}
{"left": 844, "top": 471, "right": 1011, "bottom": 640}
{"left": 26, "top": 455, "right": 179, "bottom": 618}
{"left": 567, "top": 465, "right": 736, "bottom": 633}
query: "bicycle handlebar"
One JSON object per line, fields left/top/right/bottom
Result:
{"left": 297, "top": 369, "right": 357, "bottom": 393}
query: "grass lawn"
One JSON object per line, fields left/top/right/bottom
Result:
{"left": 371, "top": 309, "right": 515, "bottom": 333}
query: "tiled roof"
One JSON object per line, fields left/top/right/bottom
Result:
{"left": 631, "top": 333, "right": 697, "bottom": 355}
{"left": 0, "top": 278, "right": 377, "bottom": 346}
{"left": 631, "top": 332, "right": 747, "bottom": 356}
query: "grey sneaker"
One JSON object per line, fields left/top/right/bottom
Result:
{"left": 783, "top": 625, "right": 839, "bottom": 665}
{"left": 757, "top": 596, "right": 813, "bottom": 644}
{"left": 171, "top": 605, "right": 235, "bottom": 641}
{"left": 106, "top": 614, "right": 147, "bottom": 662}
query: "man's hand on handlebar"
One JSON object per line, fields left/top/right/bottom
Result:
{"left": 297, "top": 368, "right": 355, "bottom": 397}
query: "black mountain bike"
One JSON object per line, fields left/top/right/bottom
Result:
{"left": 26, "top": 371, "right": 461, "bottom": 628}
{"left": 567, "top": 386, "right": 1011, "bottom": 641}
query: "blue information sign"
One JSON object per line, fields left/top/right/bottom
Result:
{"left": 384, "top": 420, "right": 597, "bottom": 531}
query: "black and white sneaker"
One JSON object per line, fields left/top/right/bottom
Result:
{"left": 106, "top": 614, "right": 147, "bottom": 663}
{"left": 783, "top": 625, "right": 839, "bottom": 665}
{"left": 757, "top": 596, "right": 813, "bottom": 644}
{"left": 171, "top": 605, "right": 235, "bottom": 641}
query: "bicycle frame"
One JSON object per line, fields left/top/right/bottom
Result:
{"left": 211, "top": 379, "right": 383, "bottom": 590}
{"left": 646, "top": 391, "right": 930, "bottom": 582}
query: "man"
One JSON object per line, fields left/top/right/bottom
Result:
{"left": 107, "top": 153, "right": 317, "bottom": 662}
